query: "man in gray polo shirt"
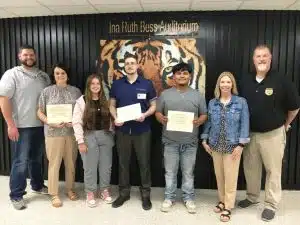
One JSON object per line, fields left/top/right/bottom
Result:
{"left": 0, "top": 45, "right": 50, "bottom": 210}
{"left": 156, "top": 62, "right": 207, "bottom": 213}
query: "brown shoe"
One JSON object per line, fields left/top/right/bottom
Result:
{"left": 214, "top": 201, "right": 225, "bottom": 213}
{"left": 220, "top": 209, "right": 231, "bottom": 222}
{"left": 66, "top": 190, "right": 79, "bottom": 201}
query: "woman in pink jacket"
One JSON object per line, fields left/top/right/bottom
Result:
{"left": 72, "top": 74, "right": 114, "bottom": 207}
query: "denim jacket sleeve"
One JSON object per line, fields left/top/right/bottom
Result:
{"left": 201, "top": 99, "right": 213, "bottom": 140}
{"left": 238, "top": 97, "right": 250, "bottom": 144}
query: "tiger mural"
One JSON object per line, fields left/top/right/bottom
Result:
{"left": 98, "top": 38, "right": 206, "bottom": 96}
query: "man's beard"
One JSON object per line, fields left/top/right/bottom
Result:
{"left": 20, "top": 59, "right": 36, "bottom": 67}
{"left": 257, "top": 63, "right": 268, "bottom": 72}
{"left": 125, "top": 70, "right": 136, "bottom": 76}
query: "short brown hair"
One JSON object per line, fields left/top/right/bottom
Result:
{"left": 124, "top": 52, "right": 138, "bottom": 62}
{"left": 19, "top": 44, "right": 36, "bottom": 53}
{"left": 51, "top": 62, "right": 70, "bottom": 84}
{"left": 253, "top": 44, "right": 271, "bottom": 55}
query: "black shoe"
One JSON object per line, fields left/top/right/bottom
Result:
{"left": 261, "top": 208, "right": 275, "bottom": 221}
{"left": 112, "top": 195, "right": 130, "bottom": 208}
{"left": 142, "top": 197, "right": 152, "bottom": 210}
{"left": 238, "top": 199, "right": 259, "bottom": 208}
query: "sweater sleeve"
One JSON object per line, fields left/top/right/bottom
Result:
{"left": 72, "top": 96, "right": 85, "bottom": 144}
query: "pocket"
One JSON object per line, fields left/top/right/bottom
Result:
{"left": 163, "top": 142, "right": 179, "bottom": 151}
{"left": 277, "top": 126, "right": 286, "bottom": 159}
{"left": 230, "top": 109, "right": 241, "bottom": 121}
{"left": 104, "top": 131, "right": 115, "bottom": 147}
{"left": 263, "top": 89, "right": 276, "bottom": 110}
{"left": 186, "top": 143, "right": 197, "bottom": 149}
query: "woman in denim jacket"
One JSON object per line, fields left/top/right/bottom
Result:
{"left": 201, "top": 72, "right": 250, "bottom": 222}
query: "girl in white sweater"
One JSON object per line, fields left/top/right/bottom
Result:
{"left": 72, "top": 74, "right": 114, "bottom": 207}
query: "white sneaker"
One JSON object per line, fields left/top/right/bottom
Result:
{"left": 185, "top": 200, "right": 196, "bottom": 214}
{"left": 11, "top": 199, "right": 27, "bottom": 210}
{"left": 160, "top": 199, "right": 173, "bottom": 212}
{"left": 33, "top": 186, "right": 49, "bottom": 195}
{"left": 86, "top": 192, "right": 97, "bottom": 208}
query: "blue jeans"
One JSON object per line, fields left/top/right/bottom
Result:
{"left": 9, "top": 127, "right": 45, "bottom": 200}
{"left": 163, "top": 142, "right": 197, "bottom": 202}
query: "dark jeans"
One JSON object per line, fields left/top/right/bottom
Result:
{"left": 116, "top": 130, "right": 151, "bottom": 198}
{"left": 9, "top": 127, "right": 45, "bottom": 200}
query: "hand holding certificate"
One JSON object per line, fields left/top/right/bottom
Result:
{"left": 166, "top": 110, "right": 195, "bottom": 133}
{"left": 116, "top": 103, "right": 142, "bottom": 123}
{"left": 46, "top": 104, "right": 73, "bottom": 124}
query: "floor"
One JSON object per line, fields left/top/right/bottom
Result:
{"left": 0, "top": 176, "right": 299, "bottom": 225}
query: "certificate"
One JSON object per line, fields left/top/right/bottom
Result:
{"left": 117, "top": 103, "right": 142, "bottom": 122}
{"left": 46, "top": 104, "right": 73, "bottom": 124}
{"left": 166, "top": 110, "right": 194, "bottom": 133}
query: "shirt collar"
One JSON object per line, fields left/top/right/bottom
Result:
{"left": 123, "top": 75, "right": 141, "bottom": 84}
{"left": 252, "top": 71, "right": 273, "bottom": 84}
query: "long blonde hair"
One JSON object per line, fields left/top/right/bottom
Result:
{"left": 214, "top": 71, "right": 238, "bottom": 99}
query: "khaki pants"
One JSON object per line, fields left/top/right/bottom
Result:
{"left": 45, "top": 136, "right": 78, "bottom": 196}
{"left": 243, "top": 126, "right": 286, "bottom": 210}
{"left": 212, "top": 151, "right": 241, "bottom": 209}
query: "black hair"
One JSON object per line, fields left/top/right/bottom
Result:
{"left": 172, "top": 62, "right": 192, "bottom": 74}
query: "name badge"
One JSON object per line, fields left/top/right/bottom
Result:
{"left": 265, "top": 88, "right": 273, "bottom": 96}
{"left": 137, "top": 93, "right": 146, "bottom": 99}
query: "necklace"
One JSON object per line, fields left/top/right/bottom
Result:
{"left": 221, "top": 99, "right": 230, "bottom": 105}
{"left": 220, "top": 96, "right": 231, "bottom": 106}
{"left": 93, "top": 100, "right": 101, "bottom": 111}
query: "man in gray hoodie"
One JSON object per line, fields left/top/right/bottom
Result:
{"left": 0, "top": 45, "right": 51, "bottom": 210}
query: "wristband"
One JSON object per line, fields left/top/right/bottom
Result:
{"left": 238, "top": 143, "right": 245, "bottom": 148}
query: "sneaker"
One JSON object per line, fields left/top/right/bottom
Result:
{"left": 238, "top": 199, "right": 259, "bottom": 208}
{"left": 261, "top": 208, "right": 276, "bottom": 221}
{"left": 185, "top": 200, "right": 196, "bottom": 214}
{"left": 11, "top": 199, "right": 27, "bottom": 210}
{"left": 33, "top": 186, "right": 48, "bottom": 195}
{"left": 160, "top": 199, "right": 173, "bottom": 212}
{"left": 86, "top": 192, "right": 97, "bottom": 208}
{"left": 100, "top": 189, "right": 113, "bottom": 204}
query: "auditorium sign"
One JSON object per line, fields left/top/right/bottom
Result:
{"left": 108, "top": 20, "right": 200, "bottom": 36}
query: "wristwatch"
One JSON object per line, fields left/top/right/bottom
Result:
{"left": 238, "top": 143, "right": 245, "bottom": 148}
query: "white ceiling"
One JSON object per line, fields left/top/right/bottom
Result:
{"left": 0, "top": 0, "right": 299, "bottom": 18}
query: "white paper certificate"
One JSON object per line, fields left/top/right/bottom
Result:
{"left": 166, "top": 110, "right": 194, "bottom": 133}
{"left": 46, "top": 104, "right": 73, "bottom": 124}
{"left": 117, "top": 103, "right": 142, "bottom": 122}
